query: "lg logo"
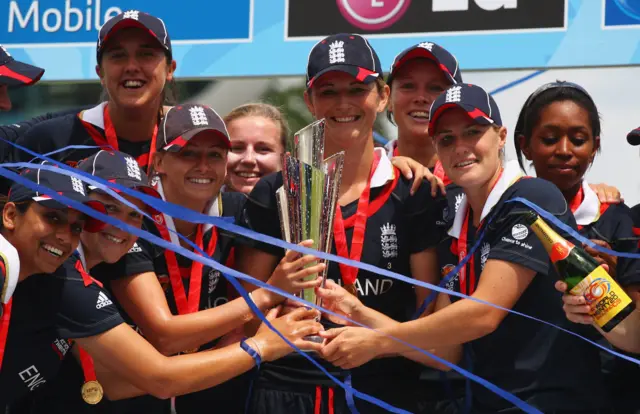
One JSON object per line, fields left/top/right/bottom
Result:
{"left": 336, "top": 0, "right": 517, "bottom": 30}
{"left": 336, "top": 0, "right": 411, "bottom": 31}
{"left": 288, "top": 0, "right": 563, "bottom": 38}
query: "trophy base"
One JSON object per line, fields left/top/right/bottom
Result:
{"left": 300, "top": 334, "right": 324, "bottom": 352}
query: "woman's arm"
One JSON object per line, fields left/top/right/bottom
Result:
{"left": 76, "top": 307, "right": 322, "bottom": 400}
{"left": 320, "top": 259, "right": 536, "bottom": 369}
{"left": 392, "top": 293, "right": 462, "bottom": 370}
{"left": 111, "top": 242, "right": 323, "bottom": 356}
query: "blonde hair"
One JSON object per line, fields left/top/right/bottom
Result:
{"left": 224, "top": 103, "right": 290, "bottom": 151}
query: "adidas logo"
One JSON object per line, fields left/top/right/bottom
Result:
{"left": 128, "top": 243, "right": 142, "bottom": 253}
{"left": 96, "top": 292, "right": 113, "bottom": 309}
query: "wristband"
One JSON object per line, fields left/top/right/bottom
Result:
{"left": 240, "top": 337, "right": 262, "bottom": 367}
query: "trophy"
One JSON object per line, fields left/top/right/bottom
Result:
{"left": 276, "top": 119, "right": 344, "bottom": 316}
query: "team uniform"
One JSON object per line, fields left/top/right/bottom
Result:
{"left": 9, "top": 103, "right": 155, "bottom": 170}
{"left": 568, "top": 181, "right": 640, "bottom": 413}
{"left": 436, "top": 160, "right": 609, "bottom": 413}
{"left": 94, "top": 182, "right": 248, "bottom": 413}
{"left": 240, "top": 147, "right": 445, "bottom": 414}
{"left": 0, "top": 255, "right": 123, "bottom": 410}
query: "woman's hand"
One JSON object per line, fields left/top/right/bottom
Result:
{"left": 315, "top": 279, "right": 364, "bottom": 325}
{"left": 554, "top": 281, "right": 594, "bottom": 325}
{"left": 253, "top": 306, "right": 323, "bottom": 362}
{"left": 589, "top": 183, "right": 623, "bottom": 204}
{"left": 319, "top": 326, "right": 383, "bottom": 369}
{"left": 583, "top": 239, "right": 616, "bottom": 278}
{"left": 391, "top": 156, "right": 446, "bottom": 197}
{"left": 261, "top": 240, "right": 324, "bottom": 307}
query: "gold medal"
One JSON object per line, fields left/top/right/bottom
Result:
{"left": 344, "top": 283, "right": 358, "bottom": 297}
{"left": 182, "top": 347, "right": 199, "bottom": 354}
{"left": 81, "top": 380, "right": 103, "bottom": 405}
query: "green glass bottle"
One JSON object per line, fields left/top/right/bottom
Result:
{"left": 524, "top": 212, "right": 635, "bottom": 332}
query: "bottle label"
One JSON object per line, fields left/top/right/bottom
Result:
{"left": 550, "top": 242, "right": 572, "bottom": 263}
{"left": 529, "top": 217, "right": 575, "bottom": 264}
{"left": 569, "top": 266, "right": 633, "bottom": 328}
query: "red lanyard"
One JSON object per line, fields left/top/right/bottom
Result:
{"left": 154, "top": 218, "right": 218, "bottom": 315}
{"left": 456, "top": 169, "right": 504, "bottom": 295}
{"left": 79, "top": 104, "right": 157, "bottom": 171}
{"left": 73, "top": 258, "right": 104, "bottom": 404}
{"left": 392, "top": 144, "right": 451, "bottom": 185}
{"left": 568, "top": 185, "right": 585, "bottom": 214}
{"left": 333, "top": 152, "right": 381, "bottom": 294}
{"left": 433, "top": 161, "right": 451, "bottom": 186}
{"left": 0, "top": 299, "right": 12, "bottom": 371}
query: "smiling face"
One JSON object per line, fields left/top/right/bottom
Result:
{"left": 80, "top": 192, "right": 147, "bottom": 266}
{"left": 153, "top": 131, "right": 229, "bottom": 206}
{"left": 432, "top": 108, "right": 506, "bottom": 189}
{"left": 520, "top": 100, "right": 598, "bottom": 195}
{"left": 226, "top": 115, "right": 283, "bottom": 194}
{"left": 304, "top": 71, "right": 389, "bottom": 151}
{"left": 389, "top": 59, "right": 451, "bottom": 138}
{"left": 3, "top": 202, "right": 84, "bottom": 275}
{"left": 96, "top": 27, "right": 175, "bottom": 110}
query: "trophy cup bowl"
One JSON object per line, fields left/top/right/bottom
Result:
{"left": 276, "top": 119, "right": 344, "bottom": 343}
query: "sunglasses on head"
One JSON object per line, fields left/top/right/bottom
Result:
{"left": 515, "top": 80, "right": 596, "bottom": 138}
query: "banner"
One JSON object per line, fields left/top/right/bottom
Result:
{"left": 2, "top": 0, "right": 640, "bottom": 81}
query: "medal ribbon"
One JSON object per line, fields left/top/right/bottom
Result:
{"left": 74, "top": 258, "right": 103, "bottom": 401}
{"left": 333, "top": 152, "right": 381, "bottom": 289}
{"left": 79, "top": 104, "right": 157, "bottom": 171}
{"left": 0, "top": 259, "right": 8, "bottom": 370}
{"left": 0, "top": 299, "right": 11, "bottom": 371}
{"left": 456, "top": 169, "right": 504, "bottom": 296}
{"left": 568, "top": 185, "right": 585, "bottom": 215}
{"left": 155, "top": 217, "right": 218, "bottom": 315}
{"left": 78, "top": 345, "right": 97, "bottom": 384}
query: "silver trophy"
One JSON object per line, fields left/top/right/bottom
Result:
{"left": 276, "top": 119, "right": 344, "bottom": 312}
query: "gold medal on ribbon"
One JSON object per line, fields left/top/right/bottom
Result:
{"left": 344, "top": 283, "right": 358, "bottom": 298}
{"left": 81, "top": 380, "right": 103, "bottom": 405}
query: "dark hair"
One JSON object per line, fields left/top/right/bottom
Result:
{"left": 513, "top": 82, "right": 601, "bottom": 171}
{"left": 224, "top": 103, "right": 290, "bottom": 151}
{"left": 0, "top": 196, "right": 31, "bottom": 231}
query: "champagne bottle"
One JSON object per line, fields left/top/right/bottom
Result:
{"left": 524, "top": 211, "right": 635, "bottom": 332}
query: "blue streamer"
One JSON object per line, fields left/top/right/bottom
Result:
{"left": 4, "top": 155, "right": 640, "bottom": 372}
{"left": 5, "top": 137, "right": 640, "bottom": 411}
{"left": 0, "top": 163, "right": 545, "bottom": 414}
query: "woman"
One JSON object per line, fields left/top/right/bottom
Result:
{"left": 514, "top": 81, "right": 640, "bottom": 413}
{"left": 0, "top": 163, "right": 323, "bottom": 411}
{"left": 318, "top": 83, "right": 610, "bottom": 413}
{"left": 62, "top": 104, "right": 324, "bottom": 414}
{"left": 235, "top": 33, "right": 453, "bottom": 414}
{"left": 385, "top": 42, "right": 461, "bottom": 181}
{"left": 224, "top": 103, "right": 288, "bottom": 194}
{"left": 10, "top": 10, "right": 175, "bottom": 170}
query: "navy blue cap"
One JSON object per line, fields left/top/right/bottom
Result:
{"left": 429, "top": 84, "right": 502, "bottom": 132}
{"left": 8, "top": 165, "right": 106, "bottom": 233}
{"left": 627, "top": 127, "right": 640, "bottom": 146}
{"left": 387, "top": 42, "right": 461, "bottom": 86}
{"left": 77, "top": 150, "right": 160, "bottom": 199}
{"left": 158, "top": 104, "right": 230, "bottom": 152}
{"left": 97, "top": 10, "right": 171, "bottom": 62}
{"left": 0, "top": 45, "right": 44, "bottom": 88}
{"left": 306, "top": 33, "right": 383, "bottom": 88}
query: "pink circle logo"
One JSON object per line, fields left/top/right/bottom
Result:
{"left": 336, "top": 0, "right": 411, "bottom": 31}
